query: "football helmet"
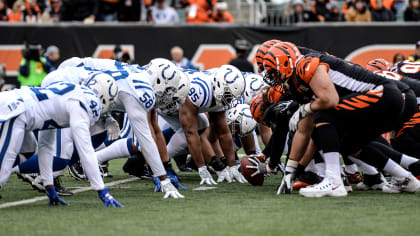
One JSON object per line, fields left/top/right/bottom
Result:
{"left": 158, "top": 71, "right": 191, "bottom": 114}
{"left": 146, "top": 58, "right": 181, "bottom": 107}
{"left": 263, "top": 42, "right": 300, "bottom": 86}
{"left": 250, "top": 94, "right": 265, "bottom": 124}
{"left": 255, "top": 39, "right": 282, "bottom": 72}
{"left": 226, "top": 104, "right": 257, "bottom": 137}
{"left": 243, "top": 73, "right": 267, "bottom": 105}
{"left": 213, "top": 65, "right": 246, "bottom": 107}
{"left": 84, "top": 72, "right": 119, "bottom": 116}
{"left": 366, "top": 58, "right": 391, "bottom": 72}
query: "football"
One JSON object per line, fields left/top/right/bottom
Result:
{"left": 240, "top": 155, "right": 265, "bottom": 186}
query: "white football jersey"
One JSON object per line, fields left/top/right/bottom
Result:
{"left": 183, "top": 69, "right": 225, "bottom": 113}
{"left": 66, "top": 57, "right": 156, "bottom": 112}
{"left": 13, "top": 82, "right": 101, "bottom": 131}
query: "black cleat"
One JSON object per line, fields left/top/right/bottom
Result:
{"left": 68, "top": 161, "right": 86, "bottom": 181}
{"left": 99, "top": 161, "right": 113, "bottom": 178}
{"left": 54, "top": 176, "right": 73, "bottom": 196}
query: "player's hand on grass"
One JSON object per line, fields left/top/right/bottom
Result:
{"left": 277, "top": 172, "right": 295, "bottom": 195}
{"left": 216, "top": 167, "right": 232, "bottom": 183}
{"left": 167, "top": 171, "right": 187, "bottom": 190}
{"left": 46, "top": 187, "right": 69, "bottom": 206}
{"left": 152, "top": 177, "right": 162, "bottom": 192}
{"left": 104, "top": 115, "right": 120, "bottom": 141}
{"left": 161, "top": 179, "right": 185, "bottom": 199}
{"left": 198, "top": 166, "right": 217, "bottom": 185}
{"left": 98, "top": 188, "right": 124, "bottom": 208}
{"left": 229, "top": 166, "right": 248, "bottom": 183}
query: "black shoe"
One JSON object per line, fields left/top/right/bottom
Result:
{"left": 68, "top": 161, "right": 86, "bottom": 181}
{"left": 297, "top": 171, "right": 322, "bottom": 185}
{"left": 54, "top": 176, "right": 73, "bottom": 196}
{"left": 99, "top": 161, "right": 113, "bottom": 178}
{"left": 408, "top": 160, "right": 420, "bottom": 180}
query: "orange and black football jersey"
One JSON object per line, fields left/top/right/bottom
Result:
{"left": 393, "top": 60, "right": 420, "bottom": 80}
{"left": 294, "top": 53, "right": 389, "bottom": 98}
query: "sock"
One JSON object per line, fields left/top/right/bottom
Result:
{"left": 344, "top": 164, "right": 358, "bottom": 174}
{"left": 400, "top": 154, "right": 418, "bottom": 169}
{"left": 323, "top": 152, "right": 341, "bottom": 180}
{"left": 348, "top": 156, "right": 379, "bottom": 175}
{"left": 383, "top": 159, "right": 411, "bottom": 178}
{"left": 314, "top": 125, "right": 341, "bottom": 180}
{"left": 285, "top": 159, "right": 299, "bottom": 173}
{"left": 384, "top": 159, "right": 411, "bottom": 178}
{"left": 96, "top": 138, "right": 135, "bottom": 163}
{"left": 304, "top": 160, "right": 318, "bottom": 174}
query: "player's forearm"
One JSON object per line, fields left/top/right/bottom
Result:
{"left": 289, "top": 116, "right": 314, "bottom": 161}
{"left": 185, "top": 130, "right": 205, "bottom": 167}
{"left": 218, "top": 132, "right": 236, "bottom": 167}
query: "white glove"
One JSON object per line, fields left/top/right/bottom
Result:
{"left": 104, "top": 115, "right": 120, "bottom": 141}
{"left": 229, "top": 166, "right": 248, "bottom": 183}
{"left": 198, "top": 166, "right": 217, "bottom": 185}
{"left": 161, "top": 178, "right": 185, "bottom": 199}
{"left": 289, "top": 103, "right": 312, "bottom": 132}
{"left": 247, "top": 156, "right": 267, "bottom": 177}
{"left": 216, "top": 167, "right": 232, "bottom": 183}
{"left": 277, "top": 172, "right": 295, "bottom": 195}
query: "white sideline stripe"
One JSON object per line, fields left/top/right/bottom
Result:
{"left": 0, "top": 177, "right": 139, "bottom": 209}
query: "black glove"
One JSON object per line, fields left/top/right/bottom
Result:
{"left": 263, "top": 100, "right": 299, "bottom": 126}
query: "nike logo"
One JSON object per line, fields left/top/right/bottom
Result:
{"left": 332, "top": 186, "right": 338, "bottom": 190}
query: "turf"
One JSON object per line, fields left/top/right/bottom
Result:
{"left": 1, "top": 158, "right": 420, "bottom": 236}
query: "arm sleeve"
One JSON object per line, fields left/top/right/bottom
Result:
{"left": 119, "top": 92, "right": 166, "bottom": 177}
{"left": 67, "top": 100, "right": 105, "bottom": 190}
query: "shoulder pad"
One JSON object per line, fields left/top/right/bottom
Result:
{"left": 296, "top": 54, "right": 321, "bottom": 84}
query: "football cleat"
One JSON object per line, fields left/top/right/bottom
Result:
{"left": 342, "top": 168, "right": 363, "bottom": 184}
{"left": 31, "top": 175, "right": 46, "bottom": 192}
{"left": 299, "top": 177, "right": 347, "bottom": 198}
{"left": 16, "top": 173, "right": 36, "bottom": 185}
{"left": 356, "top": 173, "right": 386, "bottom": 190}
{"left": 382, "top": 175, "right": 420, "bottom": 193}
{"left": 99, "top": 161, "right": 113, "bottom": 178}
{"left": 68, "top": 161, "right": 86, "bottom": 181}
{"left": 54, "top": 176, "right": 73, "bottom": 196}
{"left": 292, "top": 171, "right": 322, "bottom": 190}
{"left": 342, "top": 174, "right": 353, "bottom": 193}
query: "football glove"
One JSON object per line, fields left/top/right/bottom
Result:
{"left": 167, "top": 171, "right": 187, "bottom": 190}
{"left": 246, "top": 156, "right": 267, "bottom": 177}
{"left": 216, "top": 167, "right": 232, "bottom": 183}
{"left": 98, "top": 188, "right": 123, "bottom": 208}
{"left": 198, "top": 166, "right": 217, "bottom": 185}
{"left": 289, "top": 103, "right": 312, "bottom": 132}
{"left": 263, "top": 100, "right": 299, "bottom": 126}
{"left": 161, "top": 178, "right": 185, "bottom": 199}
{"left": 152, "top": 176, "right": 162, "bottom": 192}
{"left": 104, "top": 115, "right": 120, "bottom": 141}
{"left": 277, "top": 171, "right": 296, "bottom": 195}
{"left": 229, "top": 166, "right": 248, "bottom": 183}
{"left": 46, "top": 187, "right": 69, "bottom": 206}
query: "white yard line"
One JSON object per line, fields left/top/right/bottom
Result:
{"left": 0, "top": 177, "right": 139, "bottom": 209}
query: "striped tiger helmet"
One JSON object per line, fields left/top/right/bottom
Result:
{"left": 263, "top": 42, "right": 300, "bottom": 86}
{"left": 255, "top": 39, "right": 282, "bottom": 73}
{"left": 366, "top": 58, "right": 391, "bottom": 72}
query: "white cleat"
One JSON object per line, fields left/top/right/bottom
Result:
{"left": 382, "top": 175, "right": 420, "bottom": 193}
{"left": 299, "top": 177, "right": 347, "bottom": 198}
{"left": 357, "top": 182, "right": 385, "bottom": 191}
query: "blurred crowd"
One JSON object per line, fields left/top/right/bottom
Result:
{"left": 273, "top": 0, "right": 420, "bottom": 24}
{"left": 0, "top": 0, "right": 234, "bottom": 24}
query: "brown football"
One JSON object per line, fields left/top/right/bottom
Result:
{"left": 240, "top": 155, "right": 265, "bottom": 186}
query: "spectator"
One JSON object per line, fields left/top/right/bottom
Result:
{"left": 62, "top": 0, "right": 99, "bottom": 23}
{"left": 371, "top": 0, "right": 395, "bottom": 21}
{"left": 186, "top": 0, "right": 216, "bottom": 23}
{"left": 312, "top": 0, "right": 338, "bottom": 21}
{"left": 18, "top": 44, "right": 51, "bottom": 87}
{"left": 170, "top": 46, "right": 197, "bottom": 69}
{"left": 345, "top": 0, "right": 371, "bottom": 22}
{"left": 290, "top": 0, "right": 318, "bottom": 23}
{"left": 229, "top": 39, "right": 254, "bottom": 73}
{"left": 42, "top": 0, "right": 64, "bottom": 22}
{"left": 0, "top": 0, "right": 10, "bottom": 21}
{"left": 23, "top": 0, "right": 42, "bottom": 22}
{"left": 404, "top": 0, "right": 420, "bottom": 21}
{"left": 408, "top": 41, "right": 420, "bottom": 62}
{"left": 111, "top": 45, "right": 123, "bottom": 60}
{"left": 151, "top": 0, "right": 179, "bottom": 24}
{"left": 117, "top": 0, "right": 141, "bottom": 21}
{"left": 8, "top": 0, "right": 24, "bottom": 22}
{"left": 213, "top": 1, "right": 233, "bottom": 23}
{"left": 393, "top": 53, "right": 405, "bottom": 66}
{"left": 98, "top": 0, "right": 118, "bottom": 21}
{"left": 44, "top": 45, "right": 60, "bottom": 71}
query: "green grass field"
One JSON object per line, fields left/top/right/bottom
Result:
{"left": 1, "top": 158, "right": 420, "bottom": 236}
